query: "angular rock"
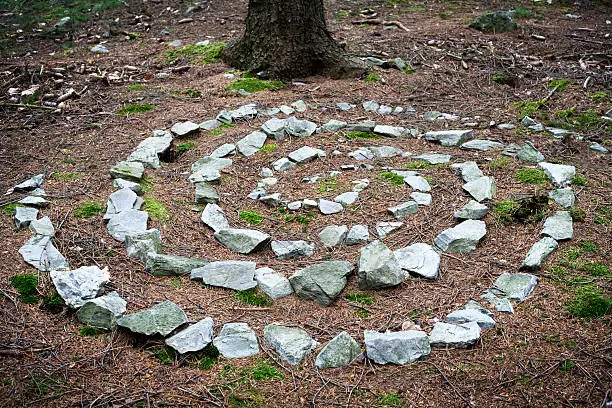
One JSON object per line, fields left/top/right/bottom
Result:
{"left": 445, "top": 309, "right": 495, "bottom": 329}
{"left": 201, "top": 203, "right": 229, "bottom": 232}
{"left": 413, "top": 153, "right": 451, "bottom": 164}
{"left": 394, "top": 243, "right": 440, "bottom": 280}
{"left": 287, "top": 201, "right": 302, "bottom": 211}
{"left": 348, "top": 148, "right": 374, "bottom": 161}
{"left": 334, "top": 192, "right": 358, "bottom": 206}
{"left": 125, "top": 229, "right": 162, "bottom": 262}
{"left": 454, "top": 200, "right": 489, "bottom": 220}
{"left": 140, "top": 131, "right": 173, "bottom": 155}
{"left": 357, "top": 240, "right": 403, "bottom": 289}
{"left": 289, "top": 146, "right": 326, "bottom": 163}
{"left": 191, "top": 157, "right": 233, "bottom": 174}
{"left": 364, "top": 330, "right": 430, "bottom": 365}
{"left": 263, "top": 324, "right": 317, "bottom": 365}
{"left": 260, "top": 118, "right": 286, "bottom": 140}
{"left": 404, "top": 176, "right": 431, "bottom": 192}
{"left": 460, "top": 140, "right": 504, "bottom": 151}
{"left": 213, "top": 323, "right": 259, "bottom": 358}
{"left": 363, "top": 100, "right": 379, "bottom": 111}
{"left": 285, "top": 117, "right": 317, "bottom": 137}
{"left": 434, "top": 220, "right": 487, "bottom": 253}
{"left": 272, "top": 240, "right": 315, "bottom": 259}
{"left": 481, "top": 291, "right": 514, "bottom": 314}
{"left": 315, "top": 331, "right": 362, "bottom": 369}
{"left": 464, "top": 300, "right": 493, "bottom": 317}
{"left": 128, "top": 146, "right": 160, "bottom": 169}
{"left": 15, "top": 173, "right": 44, "bottom": 191}
{"left": 521, "top": 237, "right": 558, "bottom": 270}
{"left": 375, "top": 221, "right": 403, "bottom": 238}
{"left": 388, "top": 201, "right": 418, "bottom": 219}
{"left": 210, "top": 143, "right": 236, "bottom": 158}
{"left": 255, "top": 267, "right": 293, "bottom": 299}
{"left": 171, "top": 121, "right": 200, "bottom": 137}
{"left": 18, "top": 196, "right": 49, "bottom": 207}
{"left": 146, "top": 253, "right": 207, "bottom": 276}
{"left": 50, "top": 266, "right": 110, "bottom": 309}
{"left": 90, "top": 44, "right": 109, "bottom": 53}
{"left": 345, "top": 225, "right": 369, "bottom": 245}
{"left": 194, "top": 182, "right": 219, "bottom": 204}
{"left": 200, "top": 119, "right": 222, "bottom": 131}
{"left": 104, "top": 188, "right": 139, "bottom": 220}
{"left": 15, "top": 206, "right": 38, "bottom": 228}
{"left": 539, "top": 162, "right": 576, "bottom": 187}
{"left": 428, "top": 321, "right": 481, "bottom": 348}
{"left": 76, "top": 291, "right": 127, "bottom": 330}
{"left": 517, "top": 141, "right": 545, "bottom": 163}
{"left": 369, "top": 146, "right": 402, "bottom": 158}
{"left": 424, "top": 130, "right": 472, "bottom": 146}
{"left": 113, "top": 178, "right": 144, "bottom": 195}
{"left": 110, "top": 161, "right": 145, "bottom": 181}
{"left": 107, "top": 209, "right": 148, "bottom": 242}
{"left": 463, "top": 176, "right": 495, "bottom": 201}
{"left": 236, "top": 131, "right": 268, "bottom": 157}
{"left": 548, "top": 188, "right": 575, "bottom": 208}
{"left": 410, "top": 192, "right": 432, "bottom": 206}
{"left": 289, "top": 261, "right": 353, "bottom": 306}
{"left": 117, "top": 300, "right": 188, "bottom": 336}
{"left": 541, "top": 211, "right": 573, "bottom": 241}
{"left": 318, "top": 199, "right": 343, "bottom": 215}
{"left": 214, "top": 228, "right": 270, "bottom": 254}
{"left": 348, "top": 121, "right": 376, "bottom": 132}
{"left": 337, "top": 102, "right": 354, "bottom": 111}
{"left": 373, "top": 125, "right": 408, "bottom": 138}
{"left": 489, "top": 273, "right": 538, "bottom": 302}
{"left": 322, "top": 119, "right": 347, "bottom": 132}
{"left": 271, "top": 157, "right": 297, "bottom": 172}
{"left": 18, "top": 235, "right": 68, "bottom": 271}
{"left": 590, "top": 142, "right": 609, "bottom": 154}
{"left": 166, "top": 317, "right": 214, "bottom": 354}
{"left": 319, "top": 225, "right": 349, "bottom": 247}
{"left": 29, "top": 216, "right": 55, "bottom": 236}
{"left": 230, "top": 104, "right": 258, "bottom": 121}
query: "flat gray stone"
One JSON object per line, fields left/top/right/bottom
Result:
{"left": 50, "top": 266, "right": 110, "bottom": 309}
{"left": 394, "top": 243, "right": 440, "bottom": 280}
{"left": 348, "top": 121, "right": 376, "bottom": 132}
{"left": 522, "top": 237, "right": 558, "bottom": 270}
{"left": 460, "top": 140, "right": 504, "bottom": 151}
{"left": 214, "top": 228, "right": 270, "bottom": 254}
{"left": 410, "top": 192, "right": 432, "bottom": 206}
{"left": 334, "top": 192, "right": 358, "bottom": 206}
{"left": 376, "top": 221, "right": 403, "bottom": 238}
{"left": 107, "top": 209, "right": 148, "bottom": 242}
{"left": 110, "top": 161, "right": 145, "bottom": 181}
{"left": 191, "top": 157, "right": 233, "bottom": 174}
{"left": 272, "top": 240, "right": 315, "bottom": 259}
{"left": 481, "top": 291, "right": 514, "bottom": 314}
{"left": 210, "top": 143, "right": 236, "bottom": 158}
{"left": 230, "top": 104, "right": 258, "bottom": 121}
{"left": 364, "top": 330, "right": 430, "bottom": 365}
{"left": 319, "top": 225, "right": 349, "bottom": 247}
{"left": 503, "top": 143, "right": 520, "bottom": 157}
{"left": 255, "top": 267, "right": 293, "bottom": 299}
{"left": 29, "top": 216, "right": 55, "bottom": 236}
{"left": 319, "top": 199, "right": 343, "bottom": 215}
{"left": 373, "top": 125, "right": 407, "bottom": 138}
{"left": 489, "top": 273, "right": 538, "bottom": 302}
{"left": 539, "top": 162, "right": 576, "bottom": 187}
{"left": 454, "top": 200, "right": 489, "bottom": 220}
{"left": 463, "top": 176, "right": 496, "bottom": 201}
{"left": 464, "top": 300, "right": 494, "bottom": 317}
{"left": 216, "top": 110, "right": 233, "bottom": 124}
{"left": 413, "top": 153, "right": 451, "bottom": 164}
{"left": 434, "top": 220, "right": 486, "bottom": 253}
{"left": 90, "top": 44, "right": 109, "bottom": 53}
{"left": 171, "top": 121, "right": 200, "bottom": 137}
{"left": 345, "top": 225, "right": 369, "bottom": 245}
{"left": 117, "top": 300, "right": 188, "bottom": 337}
{"left": 15, "top": 173, "right": 44, "bottom": 191}
{"left": 404, "top": 176, "right": 431, "bottom": 192}
{"left": 146, "top": 253, "right": 208, "bottom": 276}
{"left": 125, "top": 229, "right": 162, "bottom": 262}
{"left": 264, "top": 324, "right": 317, "bottom": 365}
{"left": 388, "top": 201, "right": 418, "bottom": 219}
{"left": 424, "top": 130, "right": 472, "bottom": 146}
{"left": 194, "top": 182, "right": 219, "bottom": 204}
{"left": 358, "top": 240, "right": 403, "bottom": 289}
{"left": 200, "top": 119, "right": 222, "bottom": 131}
{"left": 213, "top": 323, "right": 259, "bottom": 358}
{"left": 261, "top": 118, "right": 286, "bottom": 140}
{"left": 445, "top": 309, "right": 495, "bottom": 329}
{"left": 292, "top": 100, "right": 307, "bottom": 112}
{"left": 141, "top": 131, "right": 173, "bottom": 154}
{"left": 285, "top": 117, "right": 317, "bottom": 137}
{"left": 348, "top": 148, "right": 374, "bottom": 161}
{"left": 15, "top": 206, "right": 38, "bottom": 228}
{"left": 322, "top": 119, "right": 347, "bottom": 132}
{"left": 113, "top": 178, "right": 144, "bottom": 195}
{"left": 18, "top": 235, "right": 68, "bottom": 271}
{"left": 428, "top": 321, "right": 481, "bottom": 348}
{"left": 363, "top": 100, "right": 379, "bottom": 111}
{"left": 165, "top": 317, "right": 214, "bottom": 354}
{"left": 18, "top": 196, "right": 49, "bottom": 207}
{"left": 76, "top": 291, "right": 126, "bottom": 330}
{"left": 289, "top": 146, "right": 326, "bottom": 164}
{"left": 271, "top": 157, "right": 297, "bottom": 172}
{"left": 546, "top": 127, "right": 570, "bottom": 138}
{"left": 236, "top": 131, "right": 268, "bottom": 157}
{"left": 201, "top": 203, "right": 229, "bottom": 232}
{"left": 289, "top": 261, "right": 354, "bottom": 306}
{"left": 128, "top": 146, "right": 160, "bottom": 169}
{"left": 369, "top": 146, "right": 402, "bottom": 158}
{"left": 548, "top": 188, "right": 574, "bottom": 208}
{"left": 541, "top": 211, "right": 573, "bottom": 241}
{"left": 517, "top": 141, "right": 545, "bottom": 163}
{"left": 451, "top": 161, "right": 484, "bottom": 183}
{"left": 590, "top": 142, "right": 609, "bottom": 153}
{"left": 104, "top": 188, "right": 139, "bottom": 220}
{"left": 315, "top": 331, "right": 362, "bottom": 369}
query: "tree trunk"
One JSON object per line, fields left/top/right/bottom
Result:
{"left": 222, "top": 0, "right": 365, "bottom": 80}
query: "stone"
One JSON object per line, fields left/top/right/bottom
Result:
{"left": 460, "top": 140, "right": 504, "bottom": 151}
{"left": 14, "top": 206, "right": 38, "bottom": 228}
{"left": 18, "top": 235, "right": 68, "bottom": 271}
{"left": 481, "top": 292, "right": 514, "bottom": 314}
{"left": 315, "top": 332, "right": 362, "bottom": 369}
{"left": 200, "top": 119, "right": 222, "bottom": 131}
{"left": 319, "top": 225, "right": 349, "bottom": 247}
{"left": 191, "top": 157, "right": 233, "bottom": 174}
{"left": 548, "top": 188, "right": 574, "bottom": 208}
{"left": 76, "top": 291, "right": 127, "bottom": 330}
{"left": 285, "top": 117, "right": 317, "bottom": 137}
{"left": 376, "top": 222, "right": 403, "bottom": 238}
{"left": 489, "top": 273, "right": 538, "bottom": 302}
{"left": 410, "top": 192, "right": 432, "bottom": 206}
{"left": 289, "top": 261, "right": 354, "bottom": 306}
{"left": 210, "top": 143, "right": 236, "bottom": 158}
{"left": 165, "top": 317, "right": 214, "bottom": 354}
{"left": 279, "top": 105, "right": 295, "bottom": 115}
{"left": 373, "top": 125, "right": 408, "bottom": 138}
{"left": 18, "top": 196, "right": 49, "bottom": 207}
{"left": 113, "top": 178, "right": 144, "bottom": 195}
{"left": 289, "top": 146, "right": 326, "bottom": 163}
{"left": 292, "top": 100, "right": 307, "bottom": 112}
{"left": 146, "top": 253, "right": 207, "bottom": 276}
{"left": 117, "top": 300, "right": 188, "bottom": 337}
{"left": 413, "top": 153, "right": 451, "bottom": 164}
{"left": 259, "top": 193, "right": 281, "bottom": 207}
{"left": 107, "top": 209, "right": 148, "bottom": 242}
{"left": 348, "top": 148, "right": 373, "bottom": 161}
{"left": 497, "top": 123, "right": 515, "bottom": 130}
{"left": 322, "top": 119, "right": 347, "bottom": 132}
{"left": 104, "top": 188, "right": 139, "bottom": 221}
{"left": 469, "top": 10, "right": 517, "bottom": 33}
{"left": 404, "top": 176, "right": 431, "bottom": 192}
{"left": 539, "top": 162, "right": 576, "bottom": 187}
{"left": 451, "top": 162, "right": 484, "bottom": 183}
{"left": 541, "top": 211, "right": 573, "bottom": 241}
{"left": 454, "top": 200, "right": 489, "bottom": 220}
{"left": 424, "top": 130, "right": 472, "bottom": 146}
{"left": 334, "top": 192, "right": 358, "bottom": 206}
{"left": 236, "top": 131, "right": 268, "bottom": 157}
{"left": 391, "top": 170, "right": 418, "bottom": 179}
{"left": 502, "top": 143, "right": 520, "bottom": 157}
{"left": 194, "top": 182, "right": 219, "bottom": 204}
{"left": 171, "top": 121, "right": 200, "bottom": 137}
{"left": 214, "top": 228, "right": 271, "bottom": 254}
{"left": 128, "top": 147, "right": 160, "bottom": 169}
{"left": 378, "top": 105, "right": 393, "bottom": 115}
{"left": 369, "top": 146, "right": 402, "bottom": 158}
{"left": 394, "top": 243, "right": 440, "bottom": 280}
{"left": 352, "top": 179, "right": 370, "bottom": 192}
{"left": 125, "top": 229, "right": 162, "bottom": 262}
{"left": 191, "top": 260, "right": 257, "bottom": 290}
{"left": 463, "top": 176, "right": 496, "bottom": 201}
{"left": 29, "top": 216, "right": 55, "bottom": 236}
{"left": 358, "top": 240, "right": 403, "bottom": 289}
{"left": 337, "top": 102, "right": 354, "bottom": 111}
{"left": 213, "top": 323, "right": 259, "bottom": 358}
{"left": 15, "top": 173, "right": 44, "bottom": 191}
{"left": 318, "top": 199, "right": 343, "bottom": 215}
{"left": 388, "top": 201, "right": 419, "bottom": 219}
{"left": 303, "top": 199, "right": 318, "bottom": 209}
{"left": 364, "top": 330, "right": 430, "bottom": 365}
{"left": 263, "top": 324, "right": 317, "bottom": 365}
{"left": 255, "top": 267, "right": 293, "bottom": 299}
{"left": 201, "top": 203, "right": 229, "bottom": 232}
{"left": 287, "top": 201, "right": 302, "bottom": 211}
{"left": 546, "top": 127, "right": 570, "bottom": 138}
{"left": 445, "top": 309, "right": 495, "bottom": 329}
{"left": 363, "top": 100, "right": 379, "bottom": 111}
{"left": 464, "top": 300, "right": 494, "bottom": 317}
{"left": 261, "top": 118, "right": 286, "bottom": 140}
{"left": 216, "top": 110, "right": 233, "bottom": 124}
{"left": 110, "top": 161, "right": 145, "bottom": 181}
{"left": 142, "top": 131, "right": 173, "bottom": 154}
{"left": 521, "top": 237, "right": 558, "bottom": 270}
{"left": 91, "top": 44, "right": 109, "bottom": 53}
{"left": 434, "top": 220, "right": 487, "bottom": 253}
{"left": 272, "top": 240, "right": 315, "bottom": 259}
{"left": 345, "top": 225, "right": 369, "bottom": 245}
{"left": 271, "top": 157, "right": 297, "bottom": 172}
{"left": 521, "top": 116, "right": 537, "bottom": 126}
{"left": 230, "top": 104, "right": 258, "bottom": 121}
{"left": 348, "top": 121, "right": 376, "bottom": 132}
{"left": 517, "top": 141, "right": 545, "bottom": 163}
{"left": 429, "top": 322, "right": 481, "bottom": 348}
{"left": 50, "top": 266, "right": 110, "bottom": 309}
{"left": 589, "top": 142, "right": 609, "bottom": 153}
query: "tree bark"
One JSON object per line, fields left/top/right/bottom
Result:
{"left": 222, "top": 0, "right": 365, "bottom": 80}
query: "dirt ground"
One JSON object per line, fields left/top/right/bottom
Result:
{"left": 0, "top": 0, "right": 610, "bottom": 407}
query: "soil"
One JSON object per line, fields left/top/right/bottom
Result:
{"left": 0, "top": 1, "right": 611, "bottom": 407}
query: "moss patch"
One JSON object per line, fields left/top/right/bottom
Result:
{"left": 235, "top": 288, "right": 272, "bottom": 307}
{"left": 379, "top": 171, "right": 405, "bottom": 186}
{"left": 177, "top": 142, "right": 196, "bottom": 152}
{"left": 346, "top": 131, "right": 381, "bottom": 140}
{"left": 567, "top": 286, "right": 611, "bottom": 318}
{"left": 143, "top": 197, "right": 170, "bottom": 222}
{"left": 162, "top": 42, "right": 225, "bottom": 64}
{"left": 73, "top": 201, "right": 104, "bottom": 218}
{"left": 515, "top": 169, "right": 547, "bottom": 184}
{"left": 226, "top": 78, "right": 285, "bottom": 93}
{"left": 10, "top": 273, "right": 38, "bottom": 303}
{"left": 239, "top": 210, "right": 263, "bottom": 225}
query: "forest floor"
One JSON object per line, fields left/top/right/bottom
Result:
{"left": 0, "top": 0, "right": 610, "bottom": 407}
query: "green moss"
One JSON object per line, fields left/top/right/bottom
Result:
{"left": 568, "top": 207, "right": 587, "bottom": 222}
{"left": 79, "top": 326, "right": 106, "bottom": 336}
{"left": 571, "top": 176, "right": 587, "bottom": 186}
{"left": 198, "top": 344, "right": 220, "bottom": 370}
{"left": 346, "top": 292, "right": 374, "bottom": 305}
{"left": 295, "top": 212, "right": 315, "bottom": 224}
{"left": 492, "top": 72, "right": 513, "bottom": 86}
{"left": 239, "top": 210, "right": 263, "bottom": 225}
{"left": 404, "top": 161, "right": 432, "bottom": 169}
{"left": 546, "top": 79, "right": 572, "bottom": 92}
{"left": 515, "top": 169, "right": 547, "bottom": 184}
{"left": 379, "top": 171, "right": 405, "bottom": 186}
{"left": 495, "top": 200, "right": 521, "bottom": 223}
{"left": 41, "top": 292, "right": 64, "bottom": 307}
{"left": 514, "top": 99, "right": 546, "bottom": 118}
{"left": 210, "top": 123, "right": 234, "bottom": 136}
{"left": 513, "top": 7, "right": 534, "bottom": 18}
{"left": 249, "top": 359, "right": 284, "bottom": 381}
{"left": 346, "top": 131, "right": 381, "bottom": 140}
{"left": 144, "top": 197, "right": 170, "bottom": 222}
{"left": 150, "top": 346, "right": 176, "bottom": 364}
{"left": 226, "top": 78, "right": 285, "bottom": 93}
{"left": 567, "top": 286, "right": 611, "bottom": 318}
{"left": 260, "top": 144, "right": 276, "bottom": 153}
{"left": 582, "top": 262, "right": 610, "bottom": 277}
{"left": 183, "top": 89, "right": 202, "bottom": 98}
{"left": 377, "top": 392, "right": 402, "bottom": 407}
{"left": 170, "top": 278, "right": 183, "bottom": 289}
{"left": 559, "top": 359, "right": 575, "bottom": 371}
{"left": 73, "top": 201, "right": 104, "bottom": 218}
{"left": 116, "top": 104, "right": 154, "bottom": 115}
{"left": 403, "top": 66, "right": 416, "bottom": 74}
{"left": 590, "top": 91, "right": 610, "bottom": 102}
{"left": 364, "top": 72, "right": 380, "bottom": 83}
{"left": 177, "top": 142, "right": 196, "bottom": 152}
{"left": 10, "top": 273, "right": 38, "bottom": 304}
{"left": 578, "top": 241, "right": 597, "bottom": 253}
{"left": 317, "top": 177, "right": 338, "bottom": 193}
{"left": 235, "top": 288, "right": 272, "bottom": 307}
{"left": 52, "top": 172, "right": 80, "bottom": 182}
{"left": 1, "top": 203, "right": 19, "bottom": 214}
{"left": 162, "top": 42, "right": 225, "bottom": 64}
{"left": 594, "top": 216, "right": 610, "bottom": 225}
{"left": 128, "top": 84, "right": 147, "bottom": 91}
